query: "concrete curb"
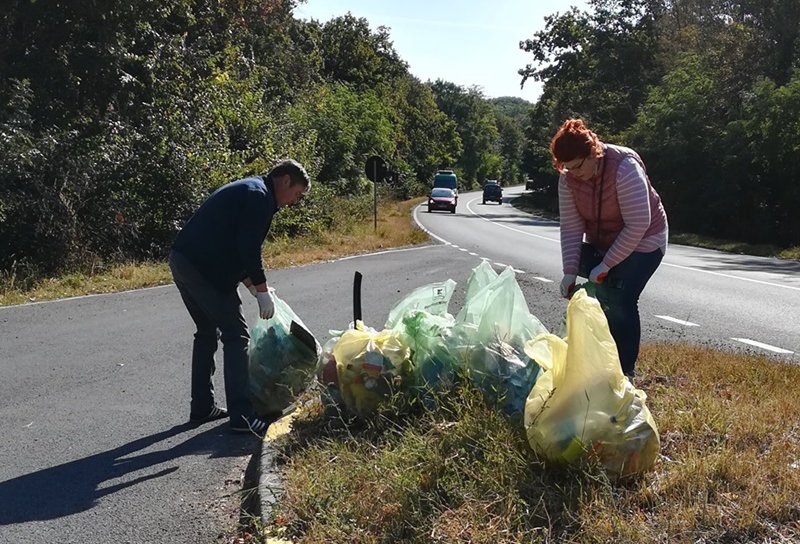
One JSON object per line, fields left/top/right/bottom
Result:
{"left": 257, "top": 411, "right": 299, "bottom": 543}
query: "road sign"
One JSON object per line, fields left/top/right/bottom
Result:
{"left": 365, "top": 155, "right": 388, "bottom": 183}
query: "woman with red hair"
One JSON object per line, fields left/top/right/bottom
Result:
{"left": 550, "top": 119, "right": 668, "bottom": 378}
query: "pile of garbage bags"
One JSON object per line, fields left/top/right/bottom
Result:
{"left": 317, "top": 262, "right": 546, "bottom": 419}
{"left": 250, "top": 261, "right": 660, "bottom": 477}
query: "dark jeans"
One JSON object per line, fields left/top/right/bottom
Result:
{"left": 579, "top": 248, "right": 664, "bottom": 376}
{"left": 169, "top": 250, "right": 252, "bottom": 422}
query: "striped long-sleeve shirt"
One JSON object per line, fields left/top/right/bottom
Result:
{"left": 560, "top": 156, "right": 668, "bottom": 276}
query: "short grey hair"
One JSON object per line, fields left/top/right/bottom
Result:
{"left": 269, "top": 159, "right": 311, "bottom": 190}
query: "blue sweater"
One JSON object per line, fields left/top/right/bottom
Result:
{"left": 172, "top": 176, "right": 277, "bottom": 293}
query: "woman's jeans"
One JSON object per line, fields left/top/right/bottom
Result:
{"left": 169, "top": 250, "right": 252, "bottom": 422}
{"left": 580, "top": 248, "right": 664, "bottom": 376}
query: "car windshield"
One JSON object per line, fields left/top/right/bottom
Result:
{"left": 431, "top": 188, "right": 454, "bottom": 197}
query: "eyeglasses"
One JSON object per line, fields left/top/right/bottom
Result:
{"left": 561, "top": 157, "right": 587, "bottom": 173}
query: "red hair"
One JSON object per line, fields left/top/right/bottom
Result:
{"left": 549, "top": 119, "right": 604, "bottom": 171}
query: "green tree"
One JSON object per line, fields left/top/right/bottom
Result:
{"left": 0, "top": 0, "right": 314, "bottom": 277}
{"left": 288, "top": 83, "right": 396, "bottom": 184}
{"left": 723, "top": 74, "right": 800, "bottom": 244}
{"left": 490, "top": 97, "right": 531, "bottom": 183}
{"left": 520, "top": 98, "right": 561, "bottom": 213}
{"left": 389, "top": 75, "right": 462, "bottom": 189}
{"left": 494, "top": 113, "right": 524, "bottom": 184}
{"left": 318, "top": 13, "right": 408, "bottom": 90}
{"left": 519, "top": 0, "right": 663, "bottom": 136}
{"left": 624, "top": 53, "right": 727, "bottom": 235}
{"left": 490, "top": 96, "right": 533, "bottom": 125}
{"left": 430, "top": 81, "right": 500, "bottom": 186}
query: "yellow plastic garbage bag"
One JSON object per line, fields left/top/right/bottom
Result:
{"left": 523, "top": 289, "right": 659, "bottom": 478}
{"left": 333, "top": 322, "right": 411, "bottom": 416}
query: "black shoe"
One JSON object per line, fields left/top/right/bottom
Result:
{"left": 230, "top": 414, "right": 270, "bottom": 434}
{"left": 190, "top": 405, "right": 228, "bottom": 424}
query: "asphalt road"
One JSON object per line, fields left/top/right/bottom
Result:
{"left": 420, "top": 185, "right": 800, "bottom": 361}
{"left": 0, "top": 240, "right": 508, "bottom": 543}
{"left": 2, "top": 185, "right": 797, "bottom": 542}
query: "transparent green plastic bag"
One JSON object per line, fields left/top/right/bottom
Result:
{"left": 460, "top": 331, "right": 541, "bottom": 418}
{"left": 523, "top": 289, "right": 660, "bottom": 478}
{"left": 455, "top": 260, "right": 498, "bottom": 324}
{"left": 333, "top": 322, "right": 411, "bottom": 416}
{"left": 396, "top": 310, "right": 460, "bottom": 394}
{"left": 455, "top": 266, "right": 547, "bottom": 417}
{"left": 248, "top": 291, "right": 320, "bottom": 415}
{"left": 384, "top": 279, "right": 460, "bottom": 395}
{"left": 384, "top": 279, "right": 456, "bottom": 329}
{"left": 456, "top": 266, "right": 547, "bottom": 346}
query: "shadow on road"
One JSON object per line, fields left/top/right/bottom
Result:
{"left": 0, "top": 421, "right": 258, "bottom": 524}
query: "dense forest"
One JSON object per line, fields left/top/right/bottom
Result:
{"left": 1, "top": 0, "right": 798, "bottom": 284}
{"left": 521, "top": 0, "right": 800, "bottom": 245}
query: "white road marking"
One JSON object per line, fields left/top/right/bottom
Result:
{"left": 0, "top": 283, "right": 175, "bottom": 309}
{"left": 494, "top": 262, "right": 507, "bottom": 268}
{"left": 468, "top": 252, "right": 478, "bottom": 256}
{"left": 661, "top": 262, "right": 800, "bottom": 292}
{"left": 412, "top": 205, "right": 452, "bottom": 245}
{"left": 730, "top": 338, "right": 794, "bottom": 354}
{"left": 654, "top": 315, "right": 700, "bottom": 327}
{"left": 460, "top": 196, "right": 798, "bottom": 293}
{"left": 458, "top": 248, "right": 469, "bottom": 252}
{"left": 465, "top": 197, "right": 560, "bottom": 243}
{"left": 513, "top": 268, "right": 525, "bottom": 274}
{"left": 336, "top": 244, "right": 440, "bottom": 261}
{"left": 534, "top": 276, "right": 554, "bottom": 283}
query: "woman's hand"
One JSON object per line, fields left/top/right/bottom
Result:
{"left": 590, "top": 262, "right": 610, "bottom": 283}
{"left": 560, "top": 274, "right": 577, "bottom": 298}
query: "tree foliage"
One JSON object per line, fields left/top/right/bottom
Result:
{"left": 1, "top": 2, "right": 530, "bottom": 282}
{"left": 430, "top": 81, "right": 504, "bottom": 187}
{"left": 519, "top": 0, "right": 800, "bottom": 247}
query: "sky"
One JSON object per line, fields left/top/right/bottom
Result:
{"left": 294, "top": 0, "right": 589, "bottom": 103}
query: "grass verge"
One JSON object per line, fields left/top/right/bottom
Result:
{"left": 0, "top": 197, "right": 428, "bottom": 306}
{"left": 260, "top": 344, "right": 800, "bottom": 543}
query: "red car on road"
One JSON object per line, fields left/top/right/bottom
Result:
{"left": 427, "top": 188, "right": 457, "bottom": 214}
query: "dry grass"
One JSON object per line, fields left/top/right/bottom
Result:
{"left": 263, "top": 344, "right": 800, "bottom": 543}
{"left": 0, "top": 197, "right": 428, "bottom": 307}
{"left": 668, "top": 233, "right": 800, "bottom": 261}
{"left": 263, "top": 197, "right": 428, "bottom": 269}
{"left": 0, "top": 261, "right": 173, "bottom": 306}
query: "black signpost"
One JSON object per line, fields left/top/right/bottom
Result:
{"left": 365, "top": 155, "right": 389, "bottom": 231}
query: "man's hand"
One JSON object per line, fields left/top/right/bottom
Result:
{"left": 242, "top": 279, "right": 258, "bottom": 298}
{"left": 559, "top": 274, "right": 577, "bottom": 299}
{"left": 256, "top": 290, "right": 275, "bottom": 320}
{"left": 589, "top": 262, "right": 610, "bottom": 284}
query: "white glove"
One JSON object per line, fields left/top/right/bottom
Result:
{"left": 589, "top": 262, "right": 611, "bottom": 284}
{"left": 559, "top": 274, "right": 577, "bottom": 299}
{"left": 256, "top": 290, "right": 275, "bottom": 320}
